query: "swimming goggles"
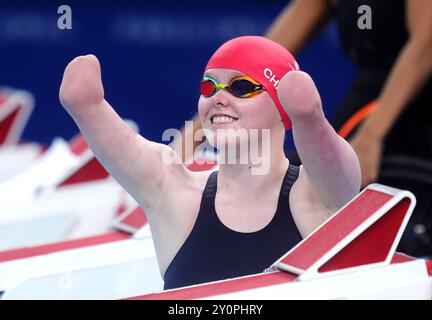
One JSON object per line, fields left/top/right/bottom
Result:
{"left": 200, "top": 76, "right": 265, "bottom": 98}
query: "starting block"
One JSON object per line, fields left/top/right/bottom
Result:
{"left": 0, "top": 89, "right": 42, "bottom": 181}
{"left": 0, "top": 159, "right": 218, "bottom": 299}
{"left": 0, "top": 205, "right": 161, "bottom": 300}
{"left": 0, "top": 134, "right": 126, "bottom": 250}
{"left": 0, "top": 118, "right": 139, "bottom": 249}
{"left": 0, "top": 88, "right": 33, "bottom": 146}
{"left": 126, "top": 184, "right": 432, "bottom": 300}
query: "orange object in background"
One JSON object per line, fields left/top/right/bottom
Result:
{"left": 338, "top": 100, "right": 378, "bottom": 139}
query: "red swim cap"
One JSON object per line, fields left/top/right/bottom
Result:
{"left": 205, "top": 36, "right": 300, "bottom": 129}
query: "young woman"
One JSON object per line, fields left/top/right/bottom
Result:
{"left": 59, "top": 36, "right": 360, "bottom": 290}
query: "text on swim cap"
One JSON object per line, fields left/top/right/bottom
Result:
{"left": 264, "top": 68, "right": 279, "bottom": 89}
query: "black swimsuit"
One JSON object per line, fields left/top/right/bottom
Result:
{"left": 163, "top": 164, "right": 303, "bottom": 290}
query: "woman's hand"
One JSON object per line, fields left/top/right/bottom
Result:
{"left": 349, "top": 128, "right": 384, "bottom": 188}
{"left": 277, "top": 70, "right": 324, "bottom": 123}
{"left": 59, "top": 54, "right": 105, "bottom": 110}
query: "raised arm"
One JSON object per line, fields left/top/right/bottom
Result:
{"left": 278, "top": 71, "right": 361, "bottom": 211}
{"left": 265, "top": 0, "right": 336, "bottom": 55}
{"left": 59, "top": 55, "right": 178, "bottom": 210}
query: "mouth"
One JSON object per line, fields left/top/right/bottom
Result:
{"left": 210, "top": 114, "right": 239, "bottom": 124}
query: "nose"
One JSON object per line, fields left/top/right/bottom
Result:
{"left": 213, "top": 90, "right": 230, "bottom": 108}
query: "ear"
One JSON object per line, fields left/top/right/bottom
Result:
{"left": 276, "top": 71, "right": 323, "bottom": 120}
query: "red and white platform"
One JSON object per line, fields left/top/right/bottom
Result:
{"left": 0, "top": 159, "right": 218, "bottom": 299}
{"left": 126, "top": 184, "right": 432, "bottom": 300}
{"left": 0, "top": 89, "right": 42, "bottom": 181}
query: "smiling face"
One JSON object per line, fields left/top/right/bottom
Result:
{"left": 198, "top": 68, "right": 283, "bottom": 140}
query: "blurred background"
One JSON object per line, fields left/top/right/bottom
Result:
{"left": 0, "top": 0, "right": 355, "bottom": 150}
{"left": 1, "top": 0, "right": 432, "bottom": 300}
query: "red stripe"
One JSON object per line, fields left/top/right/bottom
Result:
{"left": 318, "top": 198, "right": 411, "bottom": 272}
{"left": 187, "top": 161, "right": 217, "bottom": 172}
{"left": 69, "top": 135, "right": 88, "bottom": 156}
{"left": 426, "top": 259, "right": 432, "bottom": 276}
{"left": 0, "top": 94, "right": 8, "bottom": 105}
{"left": 118, "top": 207, "right": 148, "bottom": 229}
{"left": 0, "top": 231, "right": 129, "bottom": 263}
{"left": 127, "top": 252, "right": 415, "bottom": 300}
{"left": 127, "top": 271, "right": 296, "bottom": 300}
{"left": 391, "top": 252, "right": 415, "bottom": 264}
{"left": 0, "top": 106, "right": 20, "bottom": 144}
{"left": 280, "top": 190, "right": 392, "bottom": 270}
{"left": 57, "top": 158, "right": 109, "bottom": 188}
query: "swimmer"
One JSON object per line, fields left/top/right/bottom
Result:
{"left": 59, "top": 36, "right": 361, "bottom": 289}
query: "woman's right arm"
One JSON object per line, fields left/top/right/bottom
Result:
{"left": 59, "top": 55, "right": 182, "bottom": 212}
